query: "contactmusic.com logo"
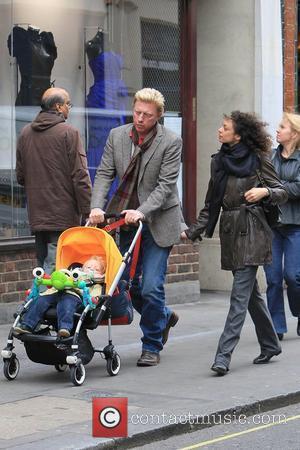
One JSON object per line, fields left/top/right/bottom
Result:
{"left": 93, "top": 397, "right": 128, "bottom": 438}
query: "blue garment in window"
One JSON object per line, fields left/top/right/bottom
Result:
{"left": 86, "top": 51, "right": 128, "bottom": 191}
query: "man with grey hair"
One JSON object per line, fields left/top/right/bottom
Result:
{"left": 89, "top": 88, "right": 183, "bottom": 366}
{"left": 16, "top": 87, "right": 91, "bottom": 273}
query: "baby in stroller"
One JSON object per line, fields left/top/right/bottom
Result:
{"left": 13, "top": 255, "right": 133, "bottom": 338}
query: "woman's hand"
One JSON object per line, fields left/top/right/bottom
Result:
{"left": 181, "top": 231, "right": 188, "bottom": 239}
{"left": 244, "top": 187, "right": 269, "bottom": 203}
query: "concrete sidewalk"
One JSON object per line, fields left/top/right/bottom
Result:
{"left": 0, "top": 288, "right": 300, "bottom": 449}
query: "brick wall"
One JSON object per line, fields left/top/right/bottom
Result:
{"left": 283, "top": 0, "right": 297, "bottom": 111}
{"left": 0, "top": 242, "right": 200, "bottom": 304}
{"left": 0, "top": 248, "right": 37, "bottom": 304}
{"left": 166, "top": 242, "right": 199, "bottom": 283}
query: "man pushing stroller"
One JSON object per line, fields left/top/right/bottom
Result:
{"left": 89, "top": 88, "right": 183, "bottom": 366}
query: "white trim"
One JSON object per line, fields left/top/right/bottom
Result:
{"left": 255, "top": 0, "right": 283, "bottom": 141}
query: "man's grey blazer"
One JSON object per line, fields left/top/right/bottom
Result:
{"left": 91, "top": 123, "right": 184, "bottom": 247}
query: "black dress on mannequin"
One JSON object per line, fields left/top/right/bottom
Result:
{"left": 85, "top": 30, "right": 128, "bottom": 188}
{"left": 7, "top": 26, "right": 57, "bottom": 237}
{"left": 8, "top": 26, "right": 57, "bottom": 106}
{"left": 85, "top": 29, "right": 104, "bottom": 62}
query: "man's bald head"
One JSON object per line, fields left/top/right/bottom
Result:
{"left": 41, "top": 87, "right": 71, "bottom": 119}
{"left": 41, "top": 88, "right": 69, "bottom": 111}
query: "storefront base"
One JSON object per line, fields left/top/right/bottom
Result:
{"left": 199, "top": 238, "right": 267, "bottom": 292}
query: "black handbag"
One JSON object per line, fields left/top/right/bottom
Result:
{"left": 256, "top": 170, "right": 281, "bottom": 228}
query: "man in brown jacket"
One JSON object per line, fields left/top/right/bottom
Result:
{"left": 16, "top": 87, "right": 91, "bottom": 273}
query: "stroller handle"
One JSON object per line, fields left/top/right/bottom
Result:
{"left": 85, "top": 212, "right": 140, "bottom": 227}
{"left": 103, "top": 213, "right": 126, "bottom": 219}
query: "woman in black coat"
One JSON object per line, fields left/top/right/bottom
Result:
{"left": 182, "top": 111, "right": 288, "bottom": 375}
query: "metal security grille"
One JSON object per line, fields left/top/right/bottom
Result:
{"left": 141, "top": 4, "right": 181, "bottom": 112}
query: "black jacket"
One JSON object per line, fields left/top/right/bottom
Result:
{"left": 186, "top": 154, "right": 288, "bottom": 270}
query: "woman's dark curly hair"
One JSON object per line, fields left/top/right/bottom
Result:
{"left": 225, "top": 111, "right": 272, "bottom": 154}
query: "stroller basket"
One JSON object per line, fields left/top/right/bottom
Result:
{"left": 23, "top": 329, "right": 94, "bottom": 366}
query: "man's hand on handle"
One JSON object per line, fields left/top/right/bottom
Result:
{"left": 121, "top": 209, "right": 145, "bottom": 225}
{"left": 89, "top": 208, "right": 105, "bottom": 225}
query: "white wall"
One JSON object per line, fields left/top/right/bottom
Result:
{"left": 254, "top": 0, "right": 283, "bottom": 141}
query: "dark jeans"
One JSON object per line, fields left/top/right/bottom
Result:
{"left": 35, "top": 231, "right": 62, "bottom": 274}
{"left": 23, "top": 285, "right": 133, "bottom": 331}
{"left": 215, "top": 266, "right": 280, "bottom": 367}
{"left": 120, "top": 224, "right": 172, "bottom": 353}
{"left": 23, "top": 292, "right": 82, "bottom": 332}
{"left": 264, "top": 226, "right": 300, "bottom": 333}
{"left": 107, "top": 282, "right": 134, "bottom": 323}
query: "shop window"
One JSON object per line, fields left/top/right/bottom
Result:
{"left": 0, "top": 0, "right": 182, "bottom": 240}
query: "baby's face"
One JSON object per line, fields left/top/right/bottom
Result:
{"left": 83, "top": 259, "right": 104, "bottom": 276}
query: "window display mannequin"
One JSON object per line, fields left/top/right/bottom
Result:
{"left": 7, "top": 25, "right": 57, "bottom": 236}
{"left": 85, "top": 29, "right": 128, "bottom": 186}
{"left": 8, "top": 25, "right": 57, "bottom": 106}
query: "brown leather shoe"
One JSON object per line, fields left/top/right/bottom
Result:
{"left": 162, "top": 312, "right": 179, "bottom": 345}
{"left": 58, "top": 328, "right": 71, "bottom": 338}
{"left": 137, "top": 351, "right": 160, "bottom": 367}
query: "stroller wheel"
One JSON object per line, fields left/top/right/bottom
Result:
{"left": 70, "top": 363, "right": 86, "bottom": 386}
{"left": 106, "top": 353, "right": 121, "bottom": 376}
{"left": 3, "top": 354, "right": 20, "bottom": 381}
{"left": 54, "top": 364, "right": 68, "bottom": 372}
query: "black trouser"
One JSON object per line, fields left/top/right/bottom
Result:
{"left": 35, "top": 231, "right": 62, "bottom": 274}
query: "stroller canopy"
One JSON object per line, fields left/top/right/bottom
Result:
{"left": 56, "top": 226, "right": 123, "bottom": 293}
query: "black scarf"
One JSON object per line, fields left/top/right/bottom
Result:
{"left": 206, "top": 142, "right": 260, "bottom": 237}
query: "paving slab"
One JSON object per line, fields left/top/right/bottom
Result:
{"left": 0, "top": 291, "right": 299, "bottom": 449}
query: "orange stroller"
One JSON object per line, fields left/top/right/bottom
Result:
{"left": 2, "top": 217, "right": 142, "bottom": 386}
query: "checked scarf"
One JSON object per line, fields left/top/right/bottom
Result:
{"left": 106, "top": 124, "right": 157, "bottom": 215}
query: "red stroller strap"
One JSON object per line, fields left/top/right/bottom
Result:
{"left": 129, "top": 233, "right": 141, "bottom": 279}
{"left": 103, "top": 218, "right": 126, "bottom": 233}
